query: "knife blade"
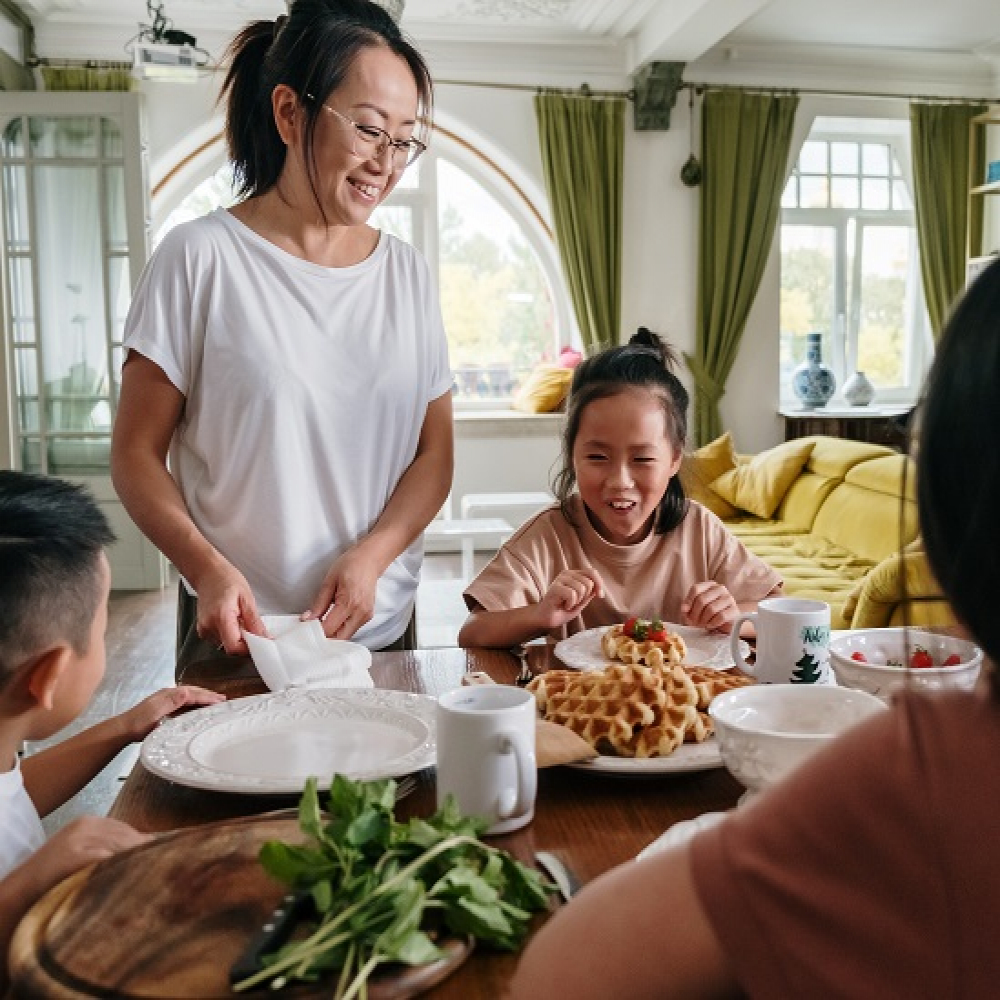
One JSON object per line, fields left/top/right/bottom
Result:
{"left": 535, "top": 850, "right": 582, "bottom": 903}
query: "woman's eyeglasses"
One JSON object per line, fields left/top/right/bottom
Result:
{"left": 305, "top": 94, "right": 426, "bottom": 169}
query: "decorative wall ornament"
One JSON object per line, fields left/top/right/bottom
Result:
{"left": 632, "top": 61, "right": 685, "bottom": 131}
{"left": 452, "top": 0, "right": 575, "bottom": 23}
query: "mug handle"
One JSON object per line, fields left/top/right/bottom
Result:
{"left": 497, "top": 730, "right": 537, "bottom": 820}
{"left": 730, "top": 613, "right": 757, "bottom": 675}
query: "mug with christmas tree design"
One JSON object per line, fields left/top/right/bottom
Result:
{"left": 729, "top": 597, "right": 833, "bottom": 685}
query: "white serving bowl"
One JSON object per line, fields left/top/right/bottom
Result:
{"left": 829, "top": 628, "right": 982, "bottom": 703}
{"left": 709, "top": 684, "right": 886, "bottom": 794}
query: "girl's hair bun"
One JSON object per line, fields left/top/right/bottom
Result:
{"left": 629, "top": 327, "right": 679, "bottom": 371}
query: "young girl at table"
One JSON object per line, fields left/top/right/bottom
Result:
{"left": 510, "top": 260, "right": 1000, "bottom": 999}
{"left": 0, "top": 472, "right": 221, "bottom": 990}
{"left": 458, "top": 330, "right": 782, "bottom": 648}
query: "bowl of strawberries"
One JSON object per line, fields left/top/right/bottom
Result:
{"left": 829, "top": 628, "right": 982, "bottom": 702}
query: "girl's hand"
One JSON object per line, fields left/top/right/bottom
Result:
{"left": 305, "top": 547, "right": 381, "bottom": 640}
{"left": 194, "top": 562, "right": 267, "bottom": 654}
{"left": 680, "top": 581, "right": 739, "bottom": 632}
{"left": 118, "top": 686, "right": 226, "bottom": 743}
{"left": 536, "top": 569, "right": 605, "bottom": 628}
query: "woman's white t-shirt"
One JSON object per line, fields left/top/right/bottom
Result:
{"left": 124, "top": 210, "right": 452, "bottom": 648}
{"left": 0, "top": 757, "right": 46, "bottom": 879}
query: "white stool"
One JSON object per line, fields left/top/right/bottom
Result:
{"left": 459, "top": 492, "right": 554, "bottom": 522}
{"left": 424, "top": 516, "right": 512, "bottom": 580}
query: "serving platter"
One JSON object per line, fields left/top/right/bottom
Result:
{"left": 140, "top": 688, "right": 437, "bottom": 794}
{"left": 568, "top": 738, "right": 723, "bottom": 774}
{"left": 554, "top": 624, "right": 749, "bottom": 672}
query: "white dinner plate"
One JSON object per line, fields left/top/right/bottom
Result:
{"left": 140, "top": 688, "right": 436, "bottom": 795}
{"left": 554, "top": 625, "right": 749, "bottom": 672}
{"left": 568, "top": 738, "right": 723, "bottom": 774}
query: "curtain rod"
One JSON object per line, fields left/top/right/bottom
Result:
{"left": 437, "top": 76, "right": 998, "bottom": 106}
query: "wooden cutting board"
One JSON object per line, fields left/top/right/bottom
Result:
{"left": 9, "top": 812, "right": 471, "bottom": 999}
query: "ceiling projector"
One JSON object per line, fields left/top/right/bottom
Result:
{"left": 132, "top": 41, "right": 201, "bottom": 81}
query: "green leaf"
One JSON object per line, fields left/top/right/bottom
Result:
{"left": 298, "top": 777, "right": 324, "bottom": 841}
{"left": 312, "top": 879, "right": 334, "bottom": 914}
{"left": 384, "top": 929, "right": 442, "bottom": 967}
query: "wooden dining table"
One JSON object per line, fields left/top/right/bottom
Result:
{"left": 109, "top": 643, "right": 744, "bottom": 998}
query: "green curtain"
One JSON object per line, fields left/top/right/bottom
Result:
{"left": 910, "top": 102, "right": 987, "bottom": 339}
{"left": 534, "top": 91, "right": 624, "bottom": 353}
{"left": 685, "top": 90, "right": 799, "bottom": 445}
{"left": 41, "top": 66, "right": 134, "bottom": 92}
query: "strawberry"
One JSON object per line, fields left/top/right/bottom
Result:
{"left": 622, "top": 616, "right": 639, "bottom": 638}
{"left": 850, "top": 651, "right": 867, "bottom": 662}
{"left": 909, "top": 647, "right": 934, "bottom": 669}
{"left": 648, "top": 627, "right": 667, "bottom": 642}
{"left": 942, "top": 653, "right": 962, "bottom": 667}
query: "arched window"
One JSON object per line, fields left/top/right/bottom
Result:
{"left": 157, "top": 124, "right": 574, "bottom": 408}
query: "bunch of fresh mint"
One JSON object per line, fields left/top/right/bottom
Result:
{"left": 232, "top": 774, "right": 551, "bottom": 997}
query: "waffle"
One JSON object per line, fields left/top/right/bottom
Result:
{"left": 528, "top": 661, "right": 705, "bottom": 758}
{"left": 684, "top": 665, "right": 756, "bottom": 710}
{"left": 601, "top": 624, "right": 687, "bottom": 667}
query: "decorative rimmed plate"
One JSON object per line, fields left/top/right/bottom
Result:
{"left": 636, "top": 811, "right": 728, "bottom": 859}
{"left": 141, "top": 689, "right": 436, "bottom": 794}
{"left": 568, "top": 739, "right": 722, "bottom": 774}
{"left": 554, "top": 625, "right": 749, "bottom": 672}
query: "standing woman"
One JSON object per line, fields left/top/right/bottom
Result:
{"left": 112, "top": 0, "right": 453, "bottom": 678}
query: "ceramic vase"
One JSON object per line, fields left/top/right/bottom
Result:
{"left": 791, "top": 332, "right": 836, "bottom": 409}
{"left": 842, "top": 370, "right": 876, "bottom": 407}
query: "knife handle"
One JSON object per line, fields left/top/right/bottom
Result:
{"left": 229, "top": 888, "right": 314, "bottom": 985}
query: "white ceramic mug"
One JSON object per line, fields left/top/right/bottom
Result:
{"left": 436, "top": 685, "right": 537, "bottom": 835}
{"left": 730, "top": 597, "right": 833, "bottom": 685}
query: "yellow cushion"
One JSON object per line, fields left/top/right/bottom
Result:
{"left": 710, "top": 439, "right": 815, "bottom": 519}
{"left": 679, "top": 432, "right": 741, "bottom": 519}
{"left": 511, "top": 364, "right": 573, "bottom": 413}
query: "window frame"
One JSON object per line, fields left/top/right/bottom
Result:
{"left": 780, "top": 124, "right": 931, "bottom": 405}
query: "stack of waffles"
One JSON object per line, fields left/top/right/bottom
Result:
{"left": 527, "top": 661, "right": 754, "bottom": 759}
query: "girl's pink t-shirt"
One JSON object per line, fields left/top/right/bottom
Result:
{"left": 463, "top": 494, "right": 781, "bottom": 638}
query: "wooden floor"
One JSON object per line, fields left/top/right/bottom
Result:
{"left": 30, "top": 552, "right": 485, "bottom": 834}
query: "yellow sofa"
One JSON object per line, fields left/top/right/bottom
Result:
{"left": 683, "top": 435, "right": 954, "bottom": 629}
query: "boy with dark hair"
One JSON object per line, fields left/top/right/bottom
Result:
{"left": 0, "top": 471, "right": 222, "bottom": 984}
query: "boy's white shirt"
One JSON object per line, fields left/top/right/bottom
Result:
{"left": 0, "top": 756, "right": 46, "bottom": 879}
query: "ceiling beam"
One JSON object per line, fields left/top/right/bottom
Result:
{"left": 630, "top": 0, "right": 774, "bottom": 70}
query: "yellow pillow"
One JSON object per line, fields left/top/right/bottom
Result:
{"left": 511, "top": 364, "right": 574, "bottom": 413}
{"left": 679, "top": 432, "right": 741, "bottom": 520}
{"left": 710, "top": 439, "right": 815, "bottom": 519}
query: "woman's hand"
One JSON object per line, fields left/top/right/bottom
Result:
{"left": 680, "top": 581, "right": 739, "bottom": 632}
{"left": 536, "top": 569, "right": 605, "bottom": 628}
{"left": 116, "top": 686, "right": 226, "bottom": 743}
{"left": 305, "top": 546, "right": 382, "bottom": 640}
{"left": 193, "top": 561, "right": 267, "bottom": 654}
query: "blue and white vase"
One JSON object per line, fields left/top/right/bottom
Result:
{"left": 792, "top": 332, "right": 836, "bottom": 409}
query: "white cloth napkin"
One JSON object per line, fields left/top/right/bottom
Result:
{"left": 243, "top": 615, "right": 373, "bottom": 691}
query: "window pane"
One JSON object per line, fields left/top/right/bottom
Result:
{"left": 856, "top": 226, "right": 912, "bottom": 388}
{"left": 437, "top": 158, "right": 556, "bottom": 401}
{"left": 780, "top": 225, "right": 837, "bottom": 394}
{"left": 9, "top": 256, "right": 35, "bottom": 340}
{"left": 21, "top": 438, "right": 42, "bottom": 473}
{"left": 862, "top": 143, "right": 889, "bottom": 176}
{"left": 892, "top": 180, "right": 913, "bottom": 210}
{"left": 2, "top": 117, "right": 25, "bottom": 158}
{"left": 102, "top": 117, "right": 123, "bottom": 159}
{"left": 105, "top": 164, "right": 127, "bottom": 251}
{"left": 393, "top": 158, "right": 421, "bottom": 190}
{"left": 830, "top": 142, "right": 858, "bottom": 174}
{"left": 48, "top": 436, "right": 112, "bottom": 474}
{"left": 831, "top": 177, "right": 859, "bottom": 209}
{"left": 861, "top": 177, "right": 889, "bottom": 210}
{"left": 108, "top": 256, "right": 131, "bottom": 342}
{"left": 3, "top": 164, "right": 29, "bottom": 250}
{"left": 799, "top": 176, "right": 828, "bottom": 208}
{"left": 370, "top": 203, "right": 413, "bottom": 243}
{"left": 781, "top": 176, "right": 798, "bottom": 208}
{"left": 799, "top": 140, "right": 828, "bottom": 174}
{"left": 30, "top": 117, "right": 99, "bottom": 159}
